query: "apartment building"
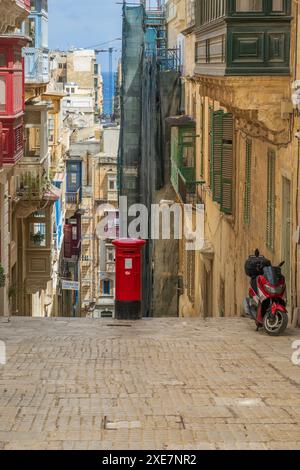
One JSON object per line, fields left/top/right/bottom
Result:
{"left": 0, "top": 0, "right": 30, "bottom": 316}
{"left": 92, "top": 127, "right": 119, "bottom": 318}
{"left": 167, "top": 0, "right": 300, "bottom": 325}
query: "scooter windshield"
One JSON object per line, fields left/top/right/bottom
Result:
{"left": 263, "top": 266, "right": 280, "bottom": 285}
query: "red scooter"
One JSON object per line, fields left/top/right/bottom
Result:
{"left": 243, "top": 250, "right": 288, "bottom": 336}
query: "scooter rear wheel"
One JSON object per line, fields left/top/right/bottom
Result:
{"left": 263, "top": 310, "right": 288, "bottom": 336}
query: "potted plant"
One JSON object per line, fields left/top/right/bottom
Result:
{"left": 0, "top": 264, "right": 6, "bottom": 288}
{"left": 31, "top": 231, "right": 45, "bottom": 246}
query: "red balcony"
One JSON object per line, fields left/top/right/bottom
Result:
{"left": 1, "top": 117, "right": 24, "bottom": 164}
{"left": 64, "top": 215, "right": 82, "bottom": 261}
{"left": 0, "top": 35, "right": 27, "bottom": 165}
{"left": 0, "top": 122, "right": 2, "bottom": 169}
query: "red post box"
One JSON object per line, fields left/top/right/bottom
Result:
{"left": 112, "top": 238, "right": 146, "bottom": 320}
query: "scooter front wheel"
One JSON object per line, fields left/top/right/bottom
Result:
{"left": 263, "top": 310, "right": 288, "bottom": 336}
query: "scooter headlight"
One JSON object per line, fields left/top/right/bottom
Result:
{"left": 264, "top": 284, "right": 284, "bottom": 295}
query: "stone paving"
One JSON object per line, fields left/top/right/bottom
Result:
{"left": 0, "top": 316, "right": 300, "bottom": 450}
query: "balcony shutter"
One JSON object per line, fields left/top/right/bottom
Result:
{"left": 209, "top": 106, "right": 213, "bottom": 189}
{"left": 64, "top": 224, "right": 72, "bottom": 259}
{"left": 243, "top": 139, "right": 252, "bottom": 225}
{"left": 266, "top": 149, "right": 275, "bottom": 250}
{"left": 221, "top": 113, "right": 233, "bottom": 214}
{"left": 212, "top": 110, "right": 223, "bottom": 203}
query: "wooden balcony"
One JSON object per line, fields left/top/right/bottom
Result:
{"left": 23, "top": 48, "right": 49, "bottom": 85}
{"left": 194, "top": 0, "right": 291, "bottom": 76}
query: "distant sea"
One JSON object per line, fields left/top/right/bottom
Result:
{"left": 102, "top": 71, "right": 115, "bottom": 117}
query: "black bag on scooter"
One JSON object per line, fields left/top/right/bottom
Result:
{"left": 244, "top": 255, "right": 271, "bottom": 278}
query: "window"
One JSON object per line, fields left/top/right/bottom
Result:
{"left": 0, "top": 77, "right": 6, "bottom": 112}
{"left": 198, "top": 0, "right": 226, "bottom": 25}
{"left": 266, "top": 149, "right": 275, "bottom": 250}
{"left": 25, "top": 126, "right": 40, "bottom": 157}
{"left": 48, "top": 116, "right": 54, "bottom": 143}
{"left": 236, "top": 0, "right": 263, "bottom": 11}
{"left": 0, "top": 53, "right": 6, "bottom": 67}
{"left": 71, "top": 174, "right": 77, "bottom": 184}
{"left": 107, "top": 246, "right": 115, "bottom": 263}
{"left": 29, "top": 211, "right": 47, "bottom": 248}
{"left": 243, "top": 139, "right": 252, "bottom": 225}
{"left": 29, "top": 18, "right": 36, "bottom": 46}
{"left": 71, "top": 88, "right": 75, "bottom": 94}
{"left": 272, "top": 0, "right": 283, "bottom": 10}
{"left": 209, "top": 110, "right": 234, "bottom": 214}
{"left": 180, "top": 128, "right": 195, "bottom": 169}
{"left": 108, "top": 176, "right": 117, "bottom": 191}
{"left": 102, "top": 280, "right": 111, "bottom": 295}
{"left": 72, "top": 226, "right": 77, "bottom": 241}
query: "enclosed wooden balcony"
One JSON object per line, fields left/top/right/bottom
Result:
{"left": 23, "top": 48, "right": 49, "bottom": 85}
{"left": 0, "top": 35, "right": 27, "bottom": 165}
{"left": 168, "top": 115, "right": 204, "bottom": 204}
{"left": 194, "top": 0, "right": 291, "bottom": 76}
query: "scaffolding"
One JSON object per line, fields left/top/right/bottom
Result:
{"left": 119, "top": 0, "right": 181, "bottom": 316}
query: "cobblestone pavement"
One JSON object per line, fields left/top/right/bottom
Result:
{"left": 0, "top": 316, "right": 300, "bottom": 450}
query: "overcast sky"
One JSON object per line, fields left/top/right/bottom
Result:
{"left": 48, "top": 0, "right": 122, "bottom": 72}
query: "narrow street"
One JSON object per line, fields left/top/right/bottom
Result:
{"left": 0, "top": 317, "right": 300, "bottom": 450}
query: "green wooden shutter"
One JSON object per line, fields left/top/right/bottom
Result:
{"left": 209, "top": 106, "right": 214, "bottom": 190}
{"left": 266, "top": 149, "right": 275, "bottom": 250}
{"left": 200, "top": 100, "right": 205, "bottom": 177}
{"left": 243, "top": 139, "right": 252, "bottom": 225}
{"left": 221, "top": 113, "right": 233, "bottom": 214}
{"left": 212, "top": 110, "right": 223, "bottom": 203}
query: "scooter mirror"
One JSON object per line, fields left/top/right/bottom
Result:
{"left": 279, "top": 261, "right": 285, "bottom": 267}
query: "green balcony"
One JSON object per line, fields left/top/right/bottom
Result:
{"left": 168, "top": 116, "right": 204, "bottom": 204}
{"left": 194, "top": 0, "right": 291, "bottom": 76}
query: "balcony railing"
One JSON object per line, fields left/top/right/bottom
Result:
{"left": 16, "top": 172, "right": 47, "bottom": 201}
{"left": 158, "top": 48, "right": 181, "bottom": 72}
{"left": 23, "top": 48, "right": 49, "bottom": 84}
{"left": 66, "top": 189, "right": 80, "bottom": 206}
{"left": 171, "top": 163, "right": 204, "bottom": 205}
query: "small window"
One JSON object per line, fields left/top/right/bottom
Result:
{"left": 71, "top": 88, "right": 75, "bottom": 94}
{"left": 0, "top": 76, "right": 6, "bottom": 112}
{"left": 108, "top": 177, "right": 116, "bottom": 191}
{"left": 30, "top": 222, "right": 46, "bottom": 247}
{"left": 182, "top": 146, "right": 194, "bottom": 168}
{"left": 107, "top": 247, "right": 115, "bottom": 263}
{"left": 272, "top": 0, "right": 283, "bottom": 11}
{"left": 102, "top": 280, "right": 111, "bottom": 295}
{"left": 0, "top": 53, "right": 6, "bottom": 67}
{"left": 25, "top": 126, "right": 40, "bottom": 157}
{"left": 236, "top": 0, "right": 263, "bottom": 11}
{"left": 71, "top": 174, "right": 77, "bottom": 184}
{"left": 72, "top": 226, "right": 77, "bottom": 241}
